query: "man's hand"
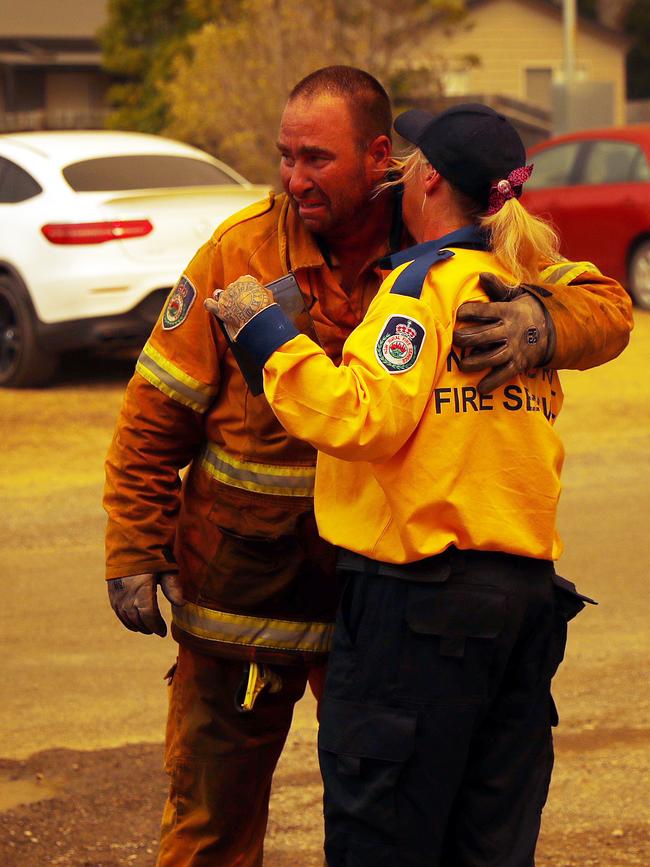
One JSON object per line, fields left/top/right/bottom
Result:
{"left": 107, "top": 572, "right": 185, "bottom": 637}
{"left": 453, "top": 273, "right": 555, "bottom": 394}
{"left": 205, "top": 275, "right": 274, "bottom": 340}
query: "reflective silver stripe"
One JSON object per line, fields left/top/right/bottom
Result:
{"left": 137, "top": 350, "right": 214, "bottom": 411}
{"left": 541, "top": 263, "right": 577, "bottom": 284}
{"left": 541, "top": 261, "right": 601, "bottom": 285}
{"left": 200, "top": 443, "right": 315, "bottom": 497}
{"left": 172, "top": 603, "right": 333, "bottom": 655}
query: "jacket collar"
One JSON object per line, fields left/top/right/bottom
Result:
{"left": 380, "top": 224, "right": 489, "bottom": 270}
{"left": 280, "top": 195, "right": 326, "bottom": 271}
{"left": 280, "top": 189, "right": 406, "bottom": 272}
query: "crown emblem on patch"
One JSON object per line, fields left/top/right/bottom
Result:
{"left": 395, "top": 322, "right": 417, "bottom": 339}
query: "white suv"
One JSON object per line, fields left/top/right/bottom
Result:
{"left": 0, "top": 131, "right": 270, "bottom": 387}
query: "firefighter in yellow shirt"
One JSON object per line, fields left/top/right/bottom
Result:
{"left": 208, "top": 104, "right": 599, "bottom": 866}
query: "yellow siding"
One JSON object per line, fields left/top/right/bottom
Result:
{"left": 410, "top": 0, "right": 626, "bottom": 125}
{"left": 0, "top": 1, "right": 106, "bottom": 38}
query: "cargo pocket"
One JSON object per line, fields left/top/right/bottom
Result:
{"left": 551, "top": 573, "right": 596, "bottom": 622}
{"left": 546, "top": 573, "right": 597, "bottom": 680}
{"left": 400, "top": 584, "right": 506, "bottom": 702}
{"left": 318, "top": 697, "right": 417, "bottom": 832}
{"left": 197, "top": 480, "right": 314, "bottom": 608}
{"left": 207, "top": 478, "right": 312, "bottom": 539}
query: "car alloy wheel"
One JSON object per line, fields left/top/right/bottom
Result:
{"left": 0, "top": 278, "right": 58, "bottom": 388}
{"left": 629, "top": 240, "right": 650, "bottom": 311}
{"left": 0, "top": 286, "right": 21, "bottom": 379}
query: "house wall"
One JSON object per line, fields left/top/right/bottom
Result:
{"left": 411, "top": 0, "right": 627, "bottom": 126}
{"left": 0, "top": 0, "right": 107, "bottom": 38}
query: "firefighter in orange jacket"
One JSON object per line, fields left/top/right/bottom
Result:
{"left": 104, "top": 69, "right": 633, "bottom": 867}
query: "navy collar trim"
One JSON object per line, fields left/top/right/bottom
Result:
{"left": 380, "top": 225, "right": 489, "bottom": 269}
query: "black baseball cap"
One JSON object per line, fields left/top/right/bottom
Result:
{"left": 394, "top": 103, "right": 526, "bottom": 207}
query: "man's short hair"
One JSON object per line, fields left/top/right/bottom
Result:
{"left": 288, "top": 66, "right": 392, "bottom": 148}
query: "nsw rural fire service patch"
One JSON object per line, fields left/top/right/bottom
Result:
{"left": 162, "top": 276, "right": 196, "bottom": 330}
{"left": 375, "top": 315, "right": 426, "bottom": 373}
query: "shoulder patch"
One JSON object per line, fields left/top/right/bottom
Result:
{"left": 162, "top": 276, "right": 196, "bottom": 330}
{"left": 375, "top": 315, "right": 426, "bottom": 374}
{"left": 213, "top": 192, "right": 275, "bottom": 242}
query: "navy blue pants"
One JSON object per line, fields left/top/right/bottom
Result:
{"left": 318, "top": 549, "right": 590, "bottom": 867}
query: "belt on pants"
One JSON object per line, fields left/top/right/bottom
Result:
{"left": 336, "top": 546, "right": 549, "bottom": 584}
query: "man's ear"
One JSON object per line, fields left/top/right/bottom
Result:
{"left": 367, "top": 134, "right": 393, "bottom": 172}
{"left": 423, "top": 166, "right": 442, "bottom": 195}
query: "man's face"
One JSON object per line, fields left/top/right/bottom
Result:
{"left": 277, "top": 94, "right": 387, "bottom": 239}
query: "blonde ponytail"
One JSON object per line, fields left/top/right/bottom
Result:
{"left": 480, "top": 198, "right": 562, "bottom": 286}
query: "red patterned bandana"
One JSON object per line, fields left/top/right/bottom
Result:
{"left": 487, "top": 164, "right": 534, "bottom": 215}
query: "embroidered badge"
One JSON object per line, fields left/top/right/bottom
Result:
{"left": 375, "top": 315, "right": 426, "bottom": 374}
{"left": 162, "top": 276, "right": 196, "bottom": 330}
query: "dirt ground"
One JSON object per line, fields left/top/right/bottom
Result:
{"left": 1, "top": 313, "right": 649, "bottom": 866}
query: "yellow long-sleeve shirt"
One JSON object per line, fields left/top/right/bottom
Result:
{"left": 237, "top": 230, "right": 565, "bottom": 564}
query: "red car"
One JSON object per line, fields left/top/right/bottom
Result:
{"left": 522, "top": 126, "right": 650, "bottom": 309}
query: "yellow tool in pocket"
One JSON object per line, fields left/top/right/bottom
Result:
{"left": 235, "top": 662, "right": 283, "bottom": 712}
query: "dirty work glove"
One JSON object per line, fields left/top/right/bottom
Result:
{"left": 107, "top": 572, "right": 185, "bottom": 637}
{"left": 453, "top": 272, "right": 556, "bottom": 395}
{"left": 204, "top": 274, "right": 275, "bottom": 340}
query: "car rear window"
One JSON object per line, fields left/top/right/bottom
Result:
{"left": 62, "top": 155, "right": 240, "bottom": 191}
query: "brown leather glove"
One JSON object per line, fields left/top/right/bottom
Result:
{"left": 453, "top": 273, "right": 556, "bottom": 395}
{"left": 107, "top": 572, "right": 185, "bottom": 637}
{"left": 204, "top": 274, "right": 275, "bottom": 340}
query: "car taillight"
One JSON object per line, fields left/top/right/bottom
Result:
{"left": 41, "top": 219, "right": 153, "bottom": 245}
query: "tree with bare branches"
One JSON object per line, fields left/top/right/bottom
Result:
{"left": 163, "top": 0, "right": 466, "bottom": 181}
